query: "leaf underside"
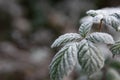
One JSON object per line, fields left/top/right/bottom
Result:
{"left": 77, "top": 39, "right": 104, "bottom": 74}
{"left": 51, "top": 33, "right": 81, "bottom": 48}
{"left": 50, "top": 42, "right": 78, "bottom": 80}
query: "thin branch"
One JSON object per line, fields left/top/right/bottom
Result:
{"left": 101, "top": 66, "right": 107, "bottom": 80}
{"left": 112, "top": 54, "right": 115, "bottom": 58}
{"left": 98, "top": 19, "right": 103, "bottom": 32}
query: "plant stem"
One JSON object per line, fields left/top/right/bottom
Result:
{"left": 112, "top": 54, "right": 115, "bottom": 58}
{"left": 101, "top": 66, "right": 107, "bottom": 80}
{"left": 98, "top": 19, "right": 103, "bottom": 32}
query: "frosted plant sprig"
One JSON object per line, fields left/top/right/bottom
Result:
{"left": 49, "top": 8, "right": 120, "bottom": 80}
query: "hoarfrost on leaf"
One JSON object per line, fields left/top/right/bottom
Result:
{"left": 110, "top": 40, "right": 120, "bottom": 55}
{"left": 86, "top": 10, "right": 98, "bottom": 17}
{"left": 50, "top": 42, "right": 78, "bottom": 80}
{"left": 86, "top": 32, "right": 115, "bottom": 44}
{"left": 110, "top": 12, "right": 120, "bottom": 19}
{"left": 93, "top": 14, "right": 103, "bottom": 23}
{"left": 87, "top": 8, "right": 120, "bottom": 17}
{"left": 80, "top": 16, "right": 93, "bottom": 23}
{"left": 79, "top": 21, "right": 93, "bottom": 37}
{"left": 77, "top": 39, "right": 104, "bottom": 74}
{"left": 103, "top": 16, "right": 120, "bottom": 31}
{"left": 86, "top": 8, "right": 120, "bottom": 31}
{"left": 51, "top": 33, "right": 81, "bottom": 48}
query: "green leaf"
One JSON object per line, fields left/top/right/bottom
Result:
{"left": 103, "top": 16, "right": 120, "bottom": 31}
{"left": 86, "top": 32, "right": 114, "bottom": 44}
{"left": 77, "top": 39, "right": 104, "bottom": 74}
{"left": 110, "top": 41, "right": 120, "bottom": 55}
{"left": 51, "top": 33, "right": 81, "bottom": 48}
{"left": 79, "top": 21, "right": 93, "bottom": 37}
{"left": 50, "top": 42, "right": 78, "bottom": 80}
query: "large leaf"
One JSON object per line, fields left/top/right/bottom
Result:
{"left": 77, "top": 39, "right": 104, "bottom": 74}
{"left": 51, "top": 33, "right": 81, "bottom": 48}
{"left": 79, "top": 21, "right": 93, "bottom": 37}
{"left": 50, "top": 42, "right": 78, "bottom": 80}
{"left": 103, "top": 16, "right": 120, "bottom": 31}
{"left": 86, "top": 32, "right": 114, "bottom": 44}
{"left": 110, "top": 41, "right": 120, "bottom": 55}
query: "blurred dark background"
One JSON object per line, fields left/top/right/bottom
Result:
{"left": 0, "top": 0, "right": 120, "bottom": 80}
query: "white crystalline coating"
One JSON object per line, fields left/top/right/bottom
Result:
{"left": 50, "top": 42, "right": 78, "bottom": 80}
{"left": 80, "top": 16, "right": 93, "bottom": 23}
{"left": 79, "top": 21, "right": 93, "bottom": 37}
{"left": 110, "top": 12, "right": 120, "bottom": 19}
{"left": 77, "top": 39, "right": 104, "bottom": 74}
{"left": 117, "top": 26, "right": 120, "bottom": 31}
{"left": 110, "top": 41, "right": 120, "bottom": 55}
{"left": 103, "top": 15, "right": 120, "bottom": 31}
{"left": 93, "top": 14, "right": 104, "bottom": 23}
{"left": 84, "top": 8, "right": 120, "bottom": 30}
{"left": 87, "top": 8, "right": 120, "bottom": 17}
{"left": 101, "top": 7, "right": 120, "bottom": 15}
{"left": 51, "top": 33, "right": 81, "bottom": 48}
{"left": 86, "top": 32, "right": 115, "bottom": 44}
{"left": 87, "top": 10, "right": 107, "bottom": 17}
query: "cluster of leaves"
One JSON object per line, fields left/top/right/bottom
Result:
{"left": 50, "top": 8, "right": 120, "bottom": 80}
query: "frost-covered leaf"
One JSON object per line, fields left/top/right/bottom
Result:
{"left": 50, "top": 42, "right": 78, "bottom": 80}
{"left": 80, "top": 16, "right": 93, "bottom": 23}
{"left": 111, "top": 13, "right": 120, "bottom": 19}
{"left": 86, "top": 8, "right": 120, "bottom": 31}
{"left": 86, "top": 32, "right": 114, "bottom": 44}
{"left": 87, "top": 8, "right": 120, "bottom": 17}
{"left": 92, "top": 14, "right": 103, "bottom": 23}
{"left": 103, "top": 16, "right": 120, "bottom": 31}
{"left": 51, "top": 33, "right": 81, "bottom": 48}
{"left": 79, "top": 21, "right": 93, "bottom": 37}
{"left": 77, "top": 39, "right": 104, "bottom": 74}
{"left": 110, "top": 41, "right": 120, "bottom": 55}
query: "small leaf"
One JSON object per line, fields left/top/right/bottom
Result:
{"left": 51, "top": 33, "right": 81, "bottom": 48}
{"left": 77, "top": 39, "right": 104, "bottom": 74}
{"left": 103, "top": 16, "right": 120, "bottom": 31}
{"left": 79, "top": 21, "right": 93, "bottom": 37}
{"left": 86, "top": 10, "right": 98, "bottom": 17}
{"left": 86, "top": 32, "right": 114, "bottom": 44}
{"left": 50, "top": 42, "right": 78, "bottom": 80}
{"left": 110, "top": 41, "right": 120, "bottom": 55}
